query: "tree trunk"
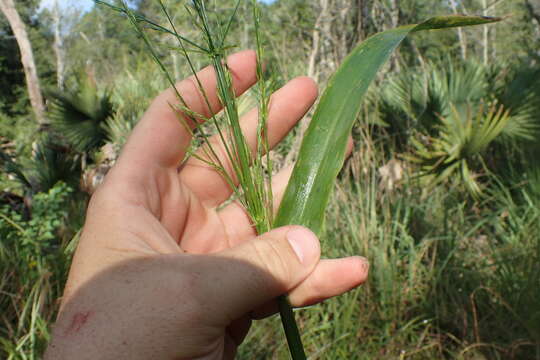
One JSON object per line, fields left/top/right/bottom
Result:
{"left": 482, "top": 0, "right": 489, "bottom": 65}
{"left": 388, "top": 0, "right": 401, "bottom": 72}
{"left": 52, "top": 0, "right": 65, "bottom": 89}
{"left": 307, "top": 0, "right": 327, "bottom": 81}
{"left": 449, "top": 0, "right": 467, "bottom": 60}
{"left": 0, "top": 0, "right": 46, "bottom": 124}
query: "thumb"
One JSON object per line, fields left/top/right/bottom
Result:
{"left": 210, "top": 226, "right": 320, "bottom": 322}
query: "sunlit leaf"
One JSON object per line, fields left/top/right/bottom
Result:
{"left": 274, "top": 15, "right": 501, "bottom": 234}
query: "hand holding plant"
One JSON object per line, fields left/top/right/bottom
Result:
{"left": 45, "top": 0, "right": 501, "bottom": 356}
{"left": 44, "top": 50, "right": 369, "bottom": 360}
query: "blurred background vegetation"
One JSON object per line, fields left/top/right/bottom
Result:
{"left": 1, "top": 0, "right": 540, "bottom": 358}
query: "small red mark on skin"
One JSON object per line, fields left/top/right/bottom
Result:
{"left": 63, "top": 311, "right": 92, "bottom": 336}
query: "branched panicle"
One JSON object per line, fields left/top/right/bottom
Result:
{"left": 252, "top": 0, "right": 273, "bottom": 232}
{"left": 96, "top": 0, "right": 274, "bottom": 233}
{"left": 96, "top": 1, "right": 300, "bottom": 357}
{"left": 187, "top": 0, "right": 273, "bottom": 234}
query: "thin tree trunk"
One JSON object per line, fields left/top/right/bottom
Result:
{"left": 52, "top": 0, "right": 65, "bottom": 89}
{"left": 482, "top": 0, "right": 489, "bottom": 65}
{"left": 0, "top": 0, "right": 46, "bottom": 124}
{"left": 355, "top": 0, "right": 369, "bottom": 42}
{"left": 449, "top": 0, "right": 467, "bottom": 60}
{"left": 307, "top": 0, "right": 328, "bottom": 81}
{"left": 336, "top": 0, "right": 352, "bottom": 64}
{"left": 285, "top": 0, "right": 329, "bottom": 167}
{"left": 389, "top": 0, "right": 401, "bottom": 72}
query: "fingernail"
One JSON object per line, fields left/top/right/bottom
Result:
{"left": 287, "top": 227, "right": 320, "bottom": 264}
{"left": 355, "top": 256, "right": 370, "bottom": 272}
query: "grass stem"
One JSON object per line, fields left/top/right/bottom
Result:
{"left": 278, "top": 295, "right": 307, "bottom": 360}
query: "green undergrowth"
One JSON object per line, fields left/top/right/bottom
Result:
{"left": 2, "top": 106, "right": 540, "bottom": 360}
{"left": 2, "top": 2, "right": 540, "bottom": 357}
{"left": 0, "top": 182, "right": 76, "bottom": 359}
{"left": 238, "top": 136, "right": 540, "bottom": 359}
{"left": 2, "top": 66, "right": 540, "bottom": 360}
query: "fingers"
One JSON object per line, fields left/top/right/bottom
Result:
{"left": 288, "top": 256, "right": 369, "bottom": 306}
{"left": 208, "top": 226, "right": 320, "bottom": 323}
{"left": 217, "top": 165, "right": 293, "bottom": 246}
{"left": 250, "top": 256, "right": 369, "bottom": 319}
{"left": 180, "top": 77, "right": 318, "bottom": 206}
{"left": 117, "top": 50, "right": 258, "bottom": 173}
{"left": 218, "top": 135, "right": 353, "bottom": 245}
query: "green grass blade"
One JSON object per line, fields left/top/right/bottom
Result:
{"left": 272, "top": 15, "right": 501, "bottom": 360}
{"left": 274, "top": 15, "right": 501, "bottom": 235}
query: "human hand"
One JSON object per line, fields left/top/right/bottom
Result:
{"left": 45, "top": 50, "right": 369, "bottom": 360}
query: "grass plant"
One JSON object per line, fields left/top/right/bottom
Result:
{"left": 97, "top": 0, "right": 301, "bottom": 353}
{"left": 0, "top": 182, "right": 74, "bottom": 359}
{"left": 3, "top": 2, "right": 540, "bottom": 359}
{"left": 96, "top": 2, "right": 502, "bottom": 358}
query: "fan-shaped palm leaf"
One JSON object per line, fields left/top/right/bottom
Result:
{"left": 493, "top": 65, "right": 540, "bottom": 141}
{"left": 1, "top": 138, "right": 79, "bottom": 195}
{"left": 374, "top": 61, "right": 489, "bottom": 144}
{"left": 27, "top": 137, "right": 80, "bottom": 194}
{"left": 0, "top": 148, "right": 32, "bottom": 190}
{"left": 406, "top": 102, "right": 511, "bottom": 197}
{"left": 47, "top": 74, "right": 115, "bottom": 153}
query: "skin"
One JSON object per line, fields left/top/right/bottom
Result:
{"left": 44, "top": 50, "right": 369, "bottom": 360}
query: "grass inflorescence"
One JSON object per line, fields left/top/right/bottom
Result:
{"left": 99, "top": 0, "right": 275, "bottom": 234}
{"left": 97, "top": 0, "right": 303, "bottom": 357}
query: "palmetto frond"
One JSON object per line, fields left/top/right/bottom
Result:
{"left": 406, "top": 102, "right": 511, "bottom": 197}
{"left": 0, "top": 148, "right": 32, "bottom": 190}
{"left": 28, "top": 139, "right": 80, "bottom": 193}
{"left": 47, "top": 73, "right": 115, "bottom": 153}
{"left": 0, "top": 138, "right": 79, "bottom": 195}
{"left": 375, "top": 60, "right": 540, "bottom": 197}
{"left": 376, "top": 61, "right": 488, "bottom": 137}
{"left": 493, "top": 65, "right": 540, "bottom": 141}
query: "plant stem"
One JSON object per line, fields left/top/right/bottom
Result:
{"left": 277, "top": 295, "right": 307, "bottom": 360}
{"left": 0, "top": 213, "right": 25, "bottom": 234}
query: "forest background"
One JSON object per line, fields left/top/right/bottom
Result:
{"left": 1, "top": 0, "right": 540, "bottom": 358}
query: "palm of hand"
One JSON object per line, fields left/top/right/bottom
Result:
{"left": 56, "top": 51, "right": 367, "bottom": 359}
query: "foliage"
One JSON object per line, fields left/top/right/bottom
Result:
{"left": 106, "top": 69, "right": 166, "bottom": 148}
{"left": 240, "top": 142, "right": 540, "bottom": 359}
{"left": 0, "top": 136, "right": 80, "bottom": 195}
{"left": 26, "top": 138, "right": 81, "bottom": 193}
{"left": 491, "top": 63, "right": 540, "bottom": 141}
{"left": 371, "top": 61, "right": 540, "bottom": 197}
{"left": 2, "top": 0, "right": 540, "bottom": 359}
{"left": 0, "top": 182, "right": 74, "bottom": 359}
{"left": 63, "top": 4, "right": 145, "bottom": 84}
{"left": 47, "top": 73, "right": 115, "bottom": 154}
{"left": 1, "top": 182, "right": 72, "bottom": 261}
{"left": 0, "top": 0, "right": 56, "bottom": 117}
{"left": 406, "top": 102, "right": 510, "bottom": 197}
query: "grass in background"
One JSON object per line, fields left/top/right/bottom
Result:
{"left": 2, "top": 83, "right": 540, "bottom": 360}
{"left": 0, "top": 183, "right": 75, "bottom": 359}
{"left": 239, "top": 127, "right": 540, "bottom": 359}
{"left": 1, "top": 2, "right": 540, "bottom": 359}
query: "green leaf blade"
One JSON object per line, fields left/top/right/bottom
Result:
{"left": 412, "top": 15, "right": 502, "bottom": 32}
{"left": 274, "top": 15, "right": 501, "bottom": 236}
{"left": 274, "top": 27, "right": 411, "bottom": 235}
